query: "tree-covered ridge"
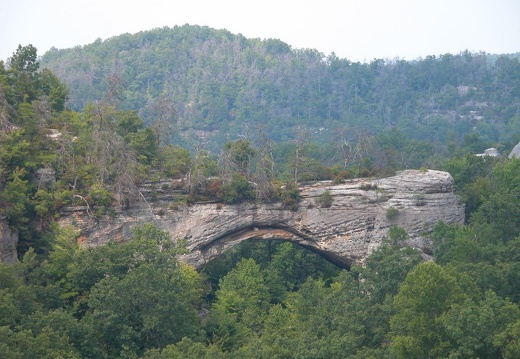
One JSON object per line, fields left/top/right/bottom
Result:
{"left": 41, "top": 25, "right": 520, "bottom": 150}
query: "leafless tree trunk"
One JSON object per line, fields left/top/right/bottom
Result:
{"left": 252, "top": 128, "right": 275, "bottom": 200}
{"left": 293, "top": 125, "right": 310, "bottom": 182}
{"left": 143, "top": 94, "right": 177, "bottom": 147}
{"left": 0, "top": 86, "right": 15, "bottom": 132}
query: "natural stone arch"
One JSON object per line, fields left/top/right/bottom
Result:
{"left": 192, "top": 224, "right": 353, "bottom": 269}
{"left": 174, "top": 170, "right": 464, "bottom": 269}
{"left": 53, "top": 169, "right": 465, "bottom": 270}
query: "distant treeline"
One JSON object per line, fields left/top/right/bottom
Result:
{"left": 41, "top": 25, "right": 520, "bottom": 151}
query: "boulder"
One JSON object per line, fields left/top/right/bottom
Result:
{"left": 509, "top": 142, "right": 520, "bottom": 159}
{"left": 476, "top": 148, "right": 500, "bottom": 157}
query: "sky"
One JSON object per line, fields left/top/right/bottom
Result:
{"left": 1, "top": 0, "right": 519, "bottom": 63}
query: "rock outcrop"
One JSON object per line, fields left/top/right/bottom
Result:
{"left": 476, "top": 148, "right": 500, "bottom": 157}
{"left": 509, "top": 142, "right": 520, "bottom": 159}
{"left": 58, "top": 169, "right": 464, "bottom": 269}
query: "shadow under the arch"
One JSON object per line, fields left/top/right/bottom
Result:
{"left": 199, "top": 235, "right": 346, "bottom": 302}
{"left": 195, "top": 223, "right": 353, "bottom": 271}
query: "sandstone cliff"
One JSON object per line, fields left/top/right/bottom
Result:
{"left": 56, "top": 169, "right": 464, "bottom": 269}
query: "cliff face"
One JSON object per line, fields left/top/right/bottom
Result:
{"left": 57, "top": 169, "right": 464, "bottom": 269}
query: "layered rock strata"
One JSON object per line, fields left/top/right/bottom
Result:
{"left": 58, "top": 169, "right": 464, "bottom": 269}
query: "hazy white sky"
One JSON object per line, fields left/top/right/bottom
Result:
{"left": 1, "top": 0, "right": 519, "bottom": 63}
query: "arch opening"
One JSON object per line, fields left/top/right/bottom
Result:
{"left": 195, "top": 224, "right": 352, "bottom": 271}
{"left": 199, "top": 236, "right": 347, "bottom": 302}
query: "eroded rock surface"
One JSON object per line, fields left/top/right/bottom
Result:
{"left": 58, "top": 169, "right": 464, "bottom": 269}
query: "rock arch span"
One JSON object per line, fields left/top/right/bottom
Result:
{"left": 192, "top": 223, "right": 352, "bottom": 269}
{"left": 57, "top": 170, "right": 464, "bottom": 269}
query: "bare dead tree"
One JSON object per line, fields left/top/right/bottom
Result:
{"left": 251, "top": 126, "right": 275, "bottom": 200}
{"left": 352, "top": 130, "right": 374, "bottom": 176}
{"left": 73, "top": 194, "right": 97, "bottom": 223}
{"left": 105, "top": 73, "right": 125, "bottom": 105}
{"left": 144, "top": 94, "right": 177, "bottom": 147}
{"left": 32, "top": 96, "right": 52, "bottom": 129}
{"left": 187, "top": 141, "right": 210, "bottom": 196}
{"left": 331, "top": 125, "right": 354, "bottom": 170}
{"left": 293, "top": 125, "right": 310, "bottom": 183}
{"left": 0, "top": 86, "right": 15, "bottom": 133}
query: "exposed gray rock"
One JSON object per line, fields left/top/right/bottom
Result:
{"left": 58, "top": 169, "right": 464, "bottom": 269}
{"left": 476, "top": 148, "right": 500, "bottom": 157}
{"left": 0, "top": 216, "right": 19, "bottom": 264}
{"left": 509, "top": 142, "right": 520, "bottom": 159}
{"left": 35, "top": 167, "right": 56, "bottom": 188}
{"left": 46, "top": 129, "right": 62, "bottom": 140}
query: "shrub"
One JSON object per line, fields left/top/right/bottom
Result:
{"left": 386, "top": 207, "right": 399, "bottom": 220}
{"left": 206, "top": 179, "right": 224, "bottom": 199}
{"left": 387, "top": 226, "right": 409, "bottom": 246}
{"left": 360, "top": 183, "right": 378, "bottom": 191}
{"left": 334, "top": 170, "right": 351, "bottom": 183}
{"left": 221, "top": 174, "right": 255, "bottom": 204}
{"left": 273, "top": 181, "right": 300, "bottom": 209}
{"left": 88, "top": 183, "right": 112, "bottom": 215}
{"left": 413, "top": 194, "right": 427, "bottom": 206}
{"left": 317, "top": 190, "right": 334, "bottom": 208}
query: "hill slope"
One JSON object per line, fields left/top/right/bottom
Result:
{"left": 41, "top": 24, "right": 520, "bottom": 150}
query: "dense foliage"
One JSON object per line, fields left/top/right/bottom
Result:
{"left": 41, "top": 25, "right": 520, "bottom": 153}
{"left": 1, "top": 29, "right": 520, "bottom": 357}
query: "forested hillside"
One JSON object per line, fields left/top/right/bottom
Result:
{"left": 41, "top": 25, "right": 520, "bottom": 152}
{"left": 1, "top": 25, "right": 520, "bottom": 358}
